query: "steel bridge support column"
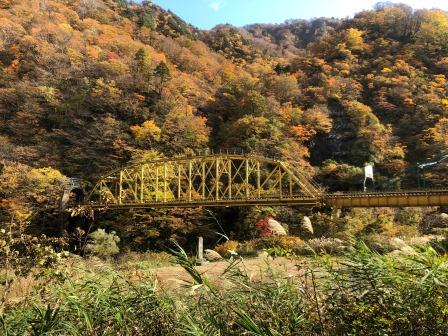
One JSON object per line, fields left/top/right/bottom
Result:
{"left": 118, "top": 170, "right": 123, "bottom": 205}
{"left": 140, "top": 166, "right": 144, "bottom": 203}
{"left": 177, "top": 165, "right": 181, "bottom": 200}
{"left": 155, "top": 167, "right": 159, "bottom": 202}
{"left": 228, "top": 159, "right": 232, "bottom": 200}
{"left": 278, "top": 168, "right": 282, "bottom": 199}
{"left": 188, "top": 161, "right": 192, "bottom": 202}
{"left": 215, "top": 158, "right": 219, "bottom": 200}
{"left": 245, "top": 159, "right": 249, "bottom": 199}
{"left": 163, "top": 163, "right": 167, "bottom": 202}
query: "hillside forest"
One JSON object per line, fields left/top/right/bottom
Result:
{"left": 0, "top": 0, "right": 448, "bottom": 250}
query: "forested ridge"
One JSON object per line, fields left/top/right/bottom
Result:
{"left": 0, "top": 0, "right": 447, "bottom": 247}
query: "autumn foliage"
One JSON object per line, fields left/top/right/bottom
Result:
{"left": 1, "top": 0, "right": 447, "bottom": 247}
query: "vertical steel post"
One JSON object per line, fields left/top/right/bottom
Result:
{"left": 155, "top": 166, "right": 159, "bottom": 201}
{"left": 228, "top": 159, "right": 232, "bottom": 200}
{"left": 140, "top": 166, "right": 144, "bottom": 202}
{"left": 134, "top": 172, "right": 138, "bottom": 202}
{"left": 118, "top": 170, "right": 123, "bottom": 204}
{"left": 164, "top": 163, "right": 167, "bottom": 202}
{"left": 188, "top": 160, "right": 192, "bottom": 202}
{"left": 215, "top": 158, "right": 219, "bottom": 200}
{"left": 202, "top": 161, "right": 206, "bottom": 199}
{"left": 245, "top": 159, "right": 250, "bottom": 198}
{"left": 278, "top": 168, "right": 282, "bottom": 198}
{"left": 99, "top": 181, "right": 103, "bottom": 204}
{"left": 289, "top": 172, "right": 293, "bottom": 197}
{"left": 177, "top": 164, "right": 181, "bottom": 200}
{"left": 257, "top": 161, "right": 261, "bottom": 198}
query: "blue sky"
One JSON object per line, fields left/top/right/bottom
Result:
{"left": 150, "top": 0, "right": 448, "bottom": 29}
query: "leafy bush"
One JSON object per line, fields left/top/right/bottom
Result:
{"left": 307, "top": 237, "right": 348, "bottom": 255}
{"left": 238, "top": 236, "right": 310, "bottom": 257}
{"left": 85, "top": 229, "right": 120, "bottom": 258}
{"left": 214, "top": 240, "right": 239, "bottom": 258}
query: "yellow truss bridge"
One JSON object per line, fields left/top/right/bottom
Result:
{"left": 78, "top": 154, "right": 448, "bottom": 209}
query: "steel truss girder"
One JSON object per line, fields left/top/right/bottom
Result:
{"left": 87, "top": 154, "right": 322, "bottom": 208}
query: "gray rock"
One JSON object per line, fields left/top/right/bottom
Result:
{"left": 267, "top": 218, "right": 287, "bottom": 236}
{"left": 204, "top": 249, "right": 223, "bottom": 262}
{"left": 302, "top": 216, "right": 314, "bottom": 234}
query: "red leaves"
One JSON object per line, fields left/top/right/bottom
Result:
{"left": 255, "top": 216, "right": 273, "bottom": 237}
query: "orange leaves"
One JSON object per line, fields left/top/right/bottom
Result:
{"left": 86, "top": 45, "right": 101, "bottom": 59}
{"left": 289, "top": 125, "right": 316, "bottom": 141}
{"left": 278, "top": 141, "right": 311, "bottom": 167}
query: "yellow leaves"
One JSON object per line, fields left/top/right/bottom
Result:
{"left": 91, "top": 79, "right": 122, "bottom": 100}
{"left": 418, "top": 10, "right": 448, "bottom": 41}
{"left": 403, "top": 97, "right": 415, "bottom": 106}
{"left": 441, "top": 98, "right": 448, "bottom": 107}
{"left": 99, "top": 59, "right": 129, "bottom": 76}
{"left": 130, "top": 120, "right": 161, "bottom": 142}
{"left": 434, "top": 74, "right": 446, "bottom": 84}
{"left": 27, "top": 168, "right": 64, "bottom": 193}
{"left": 381, "top": 67, "right": 392, "bottom": 73}
{"left": 67, "top": 47, "right": 83, "bottom": 66}
{"left": 343, "top": 28, "right": 367, "bottom": 52}
{"left": 321, "top": 161, "right": 338, "bottom": 174}
{"left": 59, "top": 22, "right": 73, "bottom": 31}
{"left": 37, "top": 86, "right": 58, "bottom": 104}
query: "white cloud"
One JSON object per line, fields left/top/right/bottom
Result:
{"left": 209, "top": 0, "right": 223, "bottom": 12}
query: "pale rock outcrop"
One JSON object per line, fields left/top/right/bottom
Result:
{"left": 267, "top": 218, "right": 287, "bottom": 236}
{"left": 302, "top": 216, "right": 314, "bottom": 234}
{"left": 204, "top": 249, "right": 223, "bottom": 262}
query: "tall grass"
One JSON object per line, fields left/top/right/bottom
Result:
{"left": 1, "top": 243, "right": 447, "bottom": 335}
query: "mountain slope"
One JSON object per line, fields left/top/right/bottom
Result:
{"left": 0, "top": 0, "right": 447, "bottom": 245}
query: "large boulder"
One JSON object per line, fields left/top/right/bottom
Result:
{"left": 204, "top": 249, "right": 223, "bottom": 262}
{"left": 267, "top": 218, "right": 287, "bottom": 236}
{"left": 302, "top": 216, "right": 314, "bottom": 235}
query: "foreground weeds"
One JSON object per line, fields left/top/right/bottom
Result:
{"left": 1, "top": 243, "right": 447, "bottom": 335}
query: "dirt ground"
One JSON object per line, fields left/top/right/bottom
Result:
{"left": 151, "top": 257, "right": 303, "bottom": 290}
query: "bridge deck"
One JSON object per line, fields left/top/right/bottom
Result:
{"left": 325, "top": 190, "right": 448, "bottom": 208}
{"left": 84, "top": 190, "right": 448, "bottom": 209}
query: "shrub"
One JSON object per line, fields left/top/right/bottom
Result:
{"left": 214, "top": 240, "right": 239, "bottom": 258}
{"left": 236, "top": 240, "right": 258, "bottom": 257}
{"left": 237, "top": 236, "right": 309, "bottom": 257}
{"left": 421, "top": 212, "right": 448, "bottom": 234}
{"left": 85, "top": 229, "right": 120, "bottom": 258}
{"left": 307, "top": 237, "right": 348, "bottom": 255}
